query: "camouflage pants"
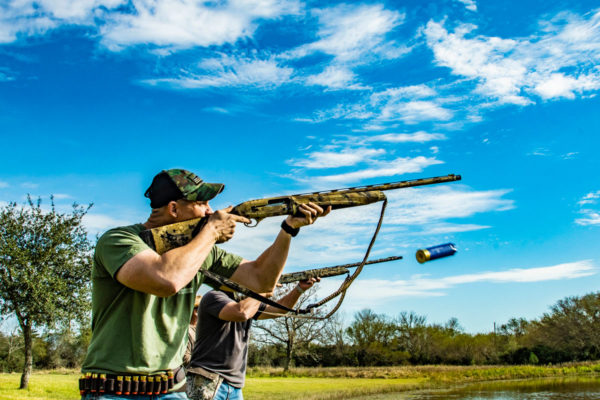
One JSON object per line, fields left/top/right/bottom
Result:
{"left": 186, "top": 372, "right": 223, "bottom": 400}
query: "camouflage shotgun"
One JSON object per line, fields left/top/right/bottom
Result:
{"left": 278, "top": 256, "right": 403, "bottom": 284}
{"left": 140, "top": 174, "right": 461, "bottom": 254}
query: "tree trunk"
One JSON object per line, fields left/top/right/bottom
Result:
{"left": 284, "top": 334, "right": 294, "bottom": 372}
{"left": 20, "top": 325, "right": 32, "bottom": 389}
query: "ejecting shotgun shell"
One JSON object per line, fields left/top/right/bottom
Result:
{"left": 416, "top": 243, "right": 457, "bottom": 263}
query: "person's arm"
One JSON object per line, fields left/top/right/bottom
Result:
{"left": 116, "top": 206, "right": 249, "bottom": 297}
{"left": 218, "top": 278, "right": 319, "bottom": 322}
{"left": 257, "top": 278, "right": 319, "bottom": 320}
{"left": 217, "top": 295, "right": 264, "bottom": 322}
{"left": 228, "top": 203, "right": 330, "bottom": 293}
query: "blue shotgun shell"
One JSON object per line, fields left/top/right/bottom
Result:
{"left": 416, "top": 243, "right": 457, "bottom": 263}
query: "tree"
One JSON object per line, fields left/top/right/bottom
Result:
{"left": 524, "top": 292, "right": 600, "bottom": 362}
{"left": 0, "top": 196, "right": 93, "bottom": 389}
{"left": 0, "top": 321, "right": 24, "bottom": 372}
{"left": 252, "top": 286, "right": 329, "bottom": 371}
{"left": 346, "top": 309, "right": 401, "bottom": 365}
{"left": 396, "top": 311, "right": 429, "bottom": 363}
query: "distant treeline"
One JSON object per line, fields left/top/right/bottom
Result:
{"left": 1, "top": 292, "right": 599, "bottom": 372}
{"left": 249, "top": 291, "right": 600, "bottom": 368}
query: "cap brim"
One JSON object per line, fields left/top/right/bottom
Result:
{"left": 185, "top": 182, "right": 224, "bottom": 202}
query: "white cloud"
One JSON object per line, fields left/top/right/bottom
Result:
{"left": 302, "top": 84, "right": 453, "bottom": 126}
{"left": 424, "top": 10, "right": 600, "bottom": 105}
{"left": 561, "top": 152, "right": 578, "bottom": 160}
{"left": 291, "top": 4, "right": 405, "bottom": 63}
{"left": 417, "top": 222, "right": 490, "bottom": 234}
{"left": 100, "top": 0, "right": 301, "bottom": 51}
{"left": 0, "top": 0, "right": 122, "bottom": 43}
{"left": 534, "top": 73, "right": 579, "bottom": 99}
{"left": 425, "top": 21, "right": 530, "bottom": 105}
{"left": 368, "top": 131, "right": 447, "bottom": 143}
{"left": 575, "top": 191, "right": 600, "bottom": 226}
{"left": 578, "top": 191, "right": 600, "bottom": 206}
{"left": 576, "top": 211, "right": 600, "bottom": 226}
{"left": 0, "top": 0, "right": 300, "bottom": 50}
{"left": 379, "top": 100, "right": 453, "bottom": 124}
{"left": 0, "top": 2, "right": 56, "bottom": 43}
{"left": 0, "top": 69, "right": 15, "bottom": 82}
{"left": 384, "top": 185, "right": 514, "bottom": 225}
{"left": 528, "top": 147, "right": 551, "bottom": 157}
{"left": 287, "top": 148, "right": 385, "bottom": 169}
{"left": 372, "top": 85, "right": 438, "bottom": 100}
{"left": 143, "top": 54, "right": 293, "bottom": 89}
{"left": 305, "top": 65, "right": 368, "bottom": 90}
{"left": 83, "top": 213, "right": 133, "bottom": 234}
{"left": 309, "top": 156, "right": 444, "bottom": 184}
{"left": 315, "top": 260, "right": 596, "bottom": 303}
{"left": 456, "top": 0, "right": 477, "bottom": 12}
{"left": 0, "top": 181, "right": 8, "bottom": 188}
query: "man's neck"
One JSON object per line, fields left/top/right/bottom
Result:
{"left": 143, "top": 211, "right": 174, "bottom": 229}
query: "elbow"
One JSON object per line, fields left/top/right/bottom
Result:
{"left": 253, "top": 275, "right": 276, "bottom": 293}
{"left": 229, "top": 309, "right": 254, "bottom": 322}
{"left": 153, "top": 279, "right": 181, "bottom": 298}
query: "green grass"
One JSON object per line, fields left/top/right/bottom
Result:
{"left": 1, "top": 362, "right": 600, "bottom": 400}
{"left": 244, "top": 377, "right": 425, "bottom": 400}
{"left": 0, "top": 371, "right": 79, "bottom": 400}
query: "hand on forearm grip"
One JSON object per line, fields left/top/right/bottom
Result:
{"left": 287, "top": 203, "right": 331, "bottom": 229}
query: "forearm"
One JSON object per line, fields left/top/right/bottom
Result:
{"left": 228, "top": 203, "right": 328, "bottom": 292}
{"left": 117, "top": 223, "right": 218, "bottom": 296}
{"left": 218, "top": 296, "right": 264, "bottom": 322}
{"left": 260, "top": 286, "right": 302, "bottom": 319}
{"left": 158, "top": 225, "right": 218, "bottom": 290}
{"left": 229, "top": 229, "right": 292, "bottom": 292}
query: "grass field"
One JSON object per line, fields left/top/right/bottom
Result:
{"left": 1, "top": 362, "right": 599, "bottom": 400}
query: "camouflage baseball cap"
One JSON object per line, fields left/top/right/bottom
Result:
{"left": 144, "top": 169, "right": 224, "bottom": 208}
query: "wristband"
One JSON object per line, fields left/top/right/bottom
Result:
{"left": 295, "top": 285, "right": 305, "bottom": 294}
{"left": 281, "top": 220, "right": 300, "bottom": 237}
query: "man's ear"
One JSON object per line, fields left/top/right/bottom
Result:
{"left": 167, "top": 201, "right": 178, "bottom": 218}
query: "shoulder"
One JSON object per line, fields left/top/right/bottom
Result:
{"left": 97, "top": 224, "right": 146, "bottom": 244}
{"left": 96, "top": 224, "right": 146, "bottom": 250}
{"left": 94, "top": 224, "right": 149, "bottom": 277}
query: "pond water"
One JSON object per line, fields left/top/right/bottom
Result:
{"left": 365, "top": 377, "right": 600, "bottom": 399}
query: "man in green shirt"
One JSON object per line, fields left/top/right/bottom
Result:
{"left": 80, "top": 169, "right": 329, "bottom": 399}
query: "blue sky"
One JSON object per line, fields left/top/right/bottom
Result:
{"left": 1, "top": 0, "right": 599, "bottom": 333}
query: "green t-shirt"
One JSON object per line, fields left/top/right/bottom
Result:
{"left": 82, "top": 223, "right": 242, "bottom": 375}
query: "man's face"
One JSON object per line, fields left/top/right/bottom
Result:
{"left": 175, "top": 199, "right": 213, "bottom": 221}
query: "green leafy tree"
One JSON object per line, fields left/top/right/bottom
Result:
{"left": 524, "top": 292, "right": 600, "bottom": 361}
{"left": 0, "top": 196, "right": 93, "bottom": 389}
{"left": 346, "top": 309, "right": 399, "bottom": 365}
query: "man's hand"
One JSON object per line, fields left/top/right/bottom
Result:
{"left": 286, "top": 202, "right": 331, "bottom": 229}
{"left": 298, "top": 277, "right": 320, "bottom": 292}
{"left": 208, "top": 206, "right": 251, "bottom": 243}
